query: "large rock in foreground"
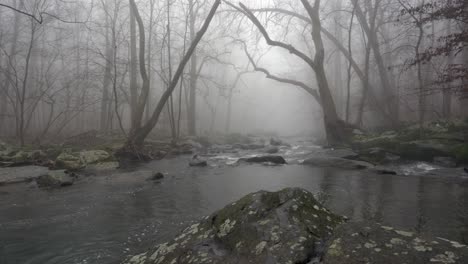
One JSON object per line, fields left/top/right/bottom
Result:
{"left": 323, "top": 222, "right": 468, "bottom": 264}
{"left": 124, "top": 188, "right": 345, "bottom": 264}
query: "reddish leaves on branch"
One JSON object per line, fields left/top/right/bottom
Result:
{"left": 400, "top": 0, "right": 467, "bottom": 93}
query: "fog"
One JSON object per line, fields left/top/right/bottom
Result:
{"left": 0, "top": 0, "right": 466, "bottom": 145}
{"left": 1, "top": 1, "right": 468, "bottom": 263}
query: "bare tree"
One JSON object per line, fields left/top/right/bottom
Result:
{"left": 123, "top": 0, "right": 221, "bottom": 151}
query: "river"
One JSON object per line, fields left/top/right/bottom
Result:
{"left": 1, "top": 144, "right": 468, "bottom": 264}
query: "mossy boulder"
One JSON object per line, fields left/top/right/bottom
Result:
{"left": 396, "top": 140, "right": 453, "bottom": 162}
{"left": 453, "top": 145, "right": 468, "bottom": 165}
{"left": 36, "top": 170, "right": 74, "bottom": 187}
{"left": 123, "top": 188, "right": 345, "bottom": 264}
{"left": 55, "top": 152, "right": 84, "bottom": 170}
{"left": 79, "top": 150, "right": 111, "bottom": 164}
{"left": 353, "top": 120, "right": 468, "bottom": 164}
{"left": 323, "top": 222, "right": 468, "bottom": 264}
{"left": 0, "top": 149, "right": 48, "bottom": 167}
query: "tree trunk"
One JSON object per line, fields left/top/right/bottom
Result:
{"left": 101, "top": 2, "right": 113, "bottom": 132}
{"left": 345, "top": 8, "right": 355, "bottom": 122}
{"left": 353, "top": 0, "right": 399, "bottom": 126}
{"left": 302, "top": 0, "right": 349, "bottom": 145}
{"left": 443, "top": 19, "right": 453, "bottom": 119}
{"left": 356, "top": 40, "right": 371, "bottom": 126}
{"left": 187, "top": 0, "right": 198, "bottom": 136}
{"left": 333, "top": 0, "right": 344, "bottom": 118}
{"left": 129, "top": 0, "right": 139, "bottom": 129}
{"left": 124, "top": 0, "right": 221, "bottom": 148}
{"left": 0, "top": 0, "right": 21, "bottom": 134}
{"left": 18, "top": 20, "right": 36, "bottom": 146}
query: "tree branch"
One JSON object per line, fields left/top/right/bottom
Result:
{"left": 238, "top": 2, "right": 317, "bottom": 70}
{"left": 237, "top": 40, "right": 321, "bottom": 105}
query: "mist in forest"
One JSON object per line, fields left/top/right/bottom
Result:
{"left": 1, "top": 1, "right": 468, "bottom": 264}
{"left": 0, "top": 0, "right": 464, "bottom": 146}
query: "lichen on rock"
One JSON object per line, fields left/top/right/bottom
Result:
{"left": 322, "top": 222, "right": 468, "bottom": 264}
{"left": 122, "top": 188, "right": 345, "bottom": 264}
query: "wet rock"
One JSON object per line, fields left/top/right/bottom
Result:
{"left": 36, "top": 170, "right": 75, "bottom": 187}
{"left": 241, "top": 155, "right": 287, "bottom": 164}
{"left": 123, "top": 188, "right": 345, "bottom": 264}
{"left": 87, "top": 161, "right": 119, "bottom": 171}
{"left": 321, "top": 148, "right": 359, "bottom": 159}
{"left": 434, "top": 156, "right": 457, "bottom": 168}
{"left": 264, "top": 146, "right": 279, "bottom": 154}
{"left": 189, "top": 155, "right": 208, "bottom": 167}
{"left": 398, "top": 140, "right": 453, "bottom": 161}
{"left": 371, "top": 167, "right": 398, "bottom": 175}
{"left": 55, "top": 152, "right": 84, "bottom": 170}
{"left": 352, "top": 123, "right": 468, "bottom": 164}
{"left": 322, "top": 222, "right": 468, "bottom": 264}
{"left": 223, "top": 133, "right": 253, "bottom": 145}
{"left": 303, "top": 157, "right": 373, "bottom": 170}
{"left": 356, "top": 148, "right": 400, "bottom": 164}
{"left": 270, "top": 138, "right": 290, "bottom": 147}
{"left": 0, "top": 166, "right": 49, "bottom": 185}
{"left": 0, "top": 150, "right": 48, "bottom": 167}
{"left": 183, "top": 139, "right": 203, "bottom": 150}
{"left": 0, "top": 140, "right": 6, "bottom": 151}
{"left": 79, "top": 150, "right": 111, "bottom": 164}
{"left": 234, "top": 143, "right": 265, "bottom": 150}
{"left": 147, "top": 172, "right": 164, "bottom": 181}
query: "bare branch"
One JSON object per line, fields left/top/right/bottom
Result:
{"left": 238, "top": 2, "right": 317, "bottom": 70}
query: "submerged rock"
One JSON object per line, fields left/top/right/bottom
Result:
{"left": 321, "top": 148, "right": 359, "bottom": 159}
{"left": 355, "top": 147, "right": 400, "bottom": 164}
{"left": 241, "top": 155, "right": 287, "bottom": 165}
{"left": 147, "top": 172, "right": 164, "bottom": 181}
{"left": 323, "top": 222, "right": 468, "bottom": 264}
{"left": 434, "top": 156, "right": 457, "bottom": 168}
{"left": 0, "top": 166, "right": 49, "bottom": 185}
{"left": 269, "top": 138, "right": 290, "bottom": 147}
{"left": 303, "top": 156, "right": 373, "bottom": 170}
{"left": 234, "top": 143, "right": 265, "bottom": 150}
{"left": 36, "top": 170, "right": 75, "bottom": 187}
{"left": 123, "top": 188, "right": 345, "bottom": 264}
{"left": 189, "top": 155, "right": 208, "bottom": 167}
{"left": 264, "top": 146, "right": 279, "bottom": 154}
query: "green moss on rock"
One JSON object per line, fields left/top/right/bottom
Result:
{"left": 122, "top": 188, "right": 345, "bottom": 264}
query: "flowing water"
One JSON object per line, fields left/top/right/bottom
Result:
{"left": 1, "top": 145, "right": 468, "bottom": 264}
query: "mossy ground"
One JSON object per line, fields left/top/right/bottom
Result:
{"left": 352, "top": 120, "right": 468, "bottom": 164}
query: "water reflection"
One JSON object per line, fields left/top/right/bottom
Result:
{"left": 0, "top": 159, "right": 467, "bottom": 264}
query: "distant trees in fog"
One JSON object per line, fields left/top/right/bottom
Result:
{"left": 0, "top": 0, "right": 467, "bottom": 146}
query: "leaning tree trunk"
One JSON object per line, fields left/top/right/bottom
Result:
{"left": 124, "top": 0, "right": 221, "bottom": 148}
{"left": 302, "top": 0, "right": 350, "bottom": 145}
{"left": 187, "top": 0, "right": 198, "bottom": 136}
